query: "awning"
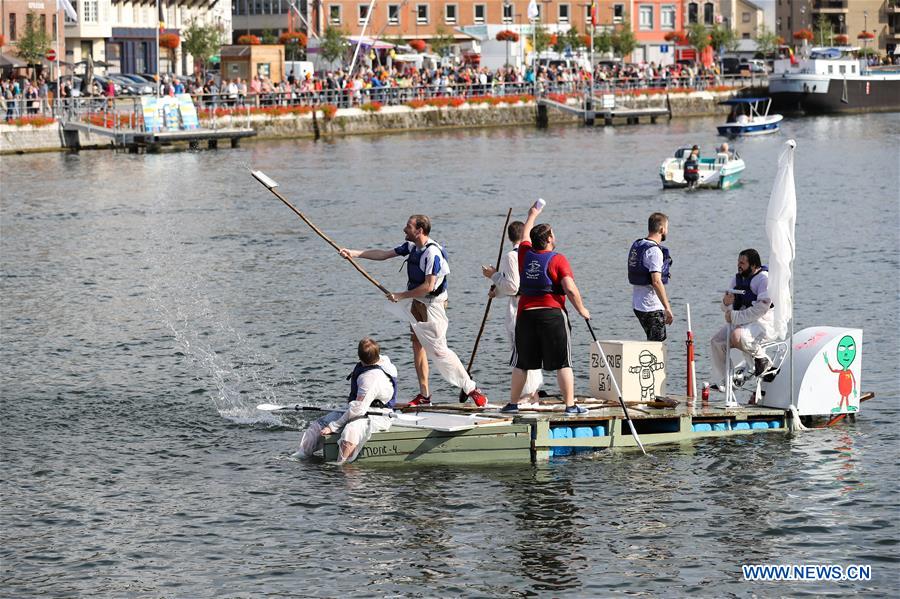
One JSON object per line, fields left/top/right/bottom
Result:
{"left": 348, "top": 36, "right": 395, "bottom": 50}
{"left": 0, "top": 52, "right": 26, "bottom": 68}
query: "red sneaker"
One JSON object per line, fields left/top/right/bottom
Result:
{"left": 467, "top": 388, "right": 488, "bottom": 408}
{"left": 408, "top": 394, "right": 431, "bottom": 407}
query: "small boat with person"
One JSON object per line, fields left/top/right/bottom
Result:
{"left": 659, "top": 145, "right": 746, "bottom": 190}
{"left": 717, "top": 97, "right": 783, "bottom": 137}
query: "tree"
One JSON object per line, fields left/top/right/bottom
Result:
{"left": 182, "top": 21, "right": 225, "bottom": 78}
{"left": 319, "top": 27, "right": 348, "bottom": 64}
{"left": 687, "top": 22, "right": 711, "bottom": 60}
{"left": 612, "top": 22, "right": 636, "bottom": 59}
{"left": 754, "top": 25, "right": 779, "bottom": 58}
{"left": 15, "top": 11, "right": 52, "bottom": 73}
{"left": 709, "top": 24, "right": 737, "bottom": 55}
{"left": 261, "top": 29, "right": 278, "bottom": 45}
{"left": 814, "top": 14, "right": 832, "bottom": 46}
{"left": 594, "top": 29, "right": 613, "bottom": 55}
{"left": 528, "top": 23, "right": 552, "bottom": 54}
{"left": 430, "top": 26, "right": 456, "bottom": 57}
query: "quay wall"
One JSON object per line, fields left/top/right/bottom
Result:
{"left": 0, "top": 91, "right": 734, "bottom": 154}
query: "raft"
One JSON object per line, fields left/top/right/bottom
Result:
{"left": 319, "top": 393, "right": 873, "bottom": 464}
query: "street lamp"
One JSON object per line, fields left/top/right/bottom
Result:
{"left": 863, "top": 11, "right": 869, "bottom": 65}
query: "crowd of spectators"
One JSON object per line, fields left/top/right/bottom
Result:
{"left": 2, "top": 59, "right": 744, "bottom": 121}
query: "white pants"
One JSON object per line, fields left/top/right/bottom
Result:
{"left": 296, "top": 410, "right": 392, "bottom": 463}
{"left": 386, "top": 297, "right": 476, "bottom": 394}
{"left": 710, "top": 322, "right": 770, "bottom": 384}
{"left": 505, "top": 314, "right": 543, "bottom": 399}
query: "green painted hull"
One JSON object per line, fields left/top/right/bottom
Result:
{"left": 325, "top": 402, "right": 790, "bottom": 465}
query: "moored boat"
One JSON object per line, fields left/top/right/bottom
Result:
{"left": 717, "top": 98, "right": 783, "bottom": 136}
{"left": 659, "top": 146, "right": 746, "bottom": 190}
{"left": 769, "top": 47, "right": 900, "bottom": 114}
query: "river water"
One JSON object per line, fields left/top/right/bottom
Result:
{"left": 2, "top": 113, "right": 898, "bottom": 597}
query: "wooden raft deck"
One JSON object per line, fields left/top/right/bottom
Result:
{"left": 323, "top": 397, "right": 793, "bottom": 464}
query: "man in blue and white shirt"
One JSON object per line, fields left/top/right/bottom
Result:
{"left": 340, "top": 214, "right": 488, "bottom": 407}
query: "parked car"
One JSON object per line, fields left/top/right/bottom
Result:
{"left": 91, "top": 74, "right": 122, "bottom": 96}
{"left": 721, "top": 56, "right": 742, "bottom": 75}
{"left": 108, "top": 74, "right": 153, "bottom": 95}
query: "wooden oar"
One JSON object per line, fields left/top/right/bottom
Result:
{"left": 250, "top": 170, "right": 391, "bottom": 296}
{"left": 585, "top": 319, "right": 648, "bottom": 456}
{"left": 459, "top": 207, "right": 513, "bottom": 402}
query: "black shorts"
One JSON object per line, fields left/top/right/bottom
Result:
{"left": 633, "top": 309, "right": 667, "bottom": 341}
{"left": 512, "top": 308, "right": 572, "bottom": 371}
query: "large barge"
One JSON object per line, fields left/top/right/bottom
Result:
{"left": 769, "top": 47, "right": 900, "bottom": 114}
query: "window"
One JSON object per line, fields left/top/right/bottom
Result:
{"left": 445, "top": 4, "right": 457, "bottom": 24}
{"left": 639, "top": 5, "right": 653, "bottom": 30}
{"left": 39, "top": 14, "right": 47, "bottom": 34}
{"left": 688, "top": 2, "right": 698, "bottom": 24}
{"left": 388, "top": 4, "right": 400, "bottom": 25}
{"left": 503, "top": 3, "right": 513, "bottom": 24}
{"left": 613, "top": 4, "right": 624, "bottom": 24}
{"left": 417, "top": 4, "right": 429, "bottom": 25}
{"left": 474, "top": 4, "right": 485, "bottom": 24}
{"left": 358, "top": 4, "right": 369, "bottom": 24}
{"left": 329, "top": 5, "right": 341, "bottom": 25}
{"left": 703, "top": 2, "right": 714, "bottom": 26}
{"left": 84, "top": 0, "right": 98, "bottom": 23}
{"left": 838, "top": 64, "right": 846, "bottom": 74}
{"left": 742, "top": 11, "right": 750, "bottom": 24}
{"left": 558, "top": 4, "right": 569, "bottom": 24}
{"left": 827, "top": 64, "right": 833, "bottom": 74}
{"left": 661, "top": 5, "right": 675, "bottom": 30}
{"left": 9, "top": 13, "right": 16, "bottom": 41}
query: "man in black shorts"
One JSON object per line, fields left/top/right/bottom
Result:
{"left": 501, "top": 201, "right": 592, "bottom": 415}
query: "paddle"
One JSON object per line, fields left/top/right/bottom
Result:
{"left": 585, "top": 320, "right": 648, "bottom": 456}
{"left": 458, "top": 207, "right": 513, "bottom": 402}
{"left": 256, "top": 403, "right": 330, "bottom": 412}
{"left": 250, "top": 170, "right": 392, "bottom": 296}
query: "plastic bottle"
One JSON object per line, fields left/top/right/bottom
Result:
{"left": 701, "top": 382, "right": 710, "bottom": 403}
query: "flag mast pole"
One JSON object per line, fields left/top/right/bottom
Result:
{"left": 156, "top": 0, "right": 161, "bottom": 97}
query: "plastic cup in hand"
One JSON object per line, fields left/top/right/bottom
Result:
{"left": 533, "top": 198, "right": 546, "bottom": 211}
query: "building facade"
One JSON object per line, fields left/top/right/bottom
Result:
{"left": 62, "top": 0, "right": 232, "bottom": 77}
{"left": 775, "top": 0, "right": 893, "bottom": 55}
{"left": 720, "top": 0, "right": 764, "bottom": 39}
{"left": 1, "top": 0, "right": 68, "bottom": 69}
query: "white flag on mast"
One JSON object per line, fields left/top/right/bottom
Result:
{"left": 765, "top": 140, "right": 797, "bottom": 340}
{"left": 527, "top": 0, "right": 539, "bottom": 20}
{"left": 57, "top": 0, "right": 78, "bottom": 21}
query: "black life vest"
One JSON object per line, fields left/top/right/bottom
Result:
{"left": 733, "top": 266, "right": 770, "bottom": 310}
{"left": 627, "top": 238, "right": 672, "bottom": 286}
{"left": 346, "top": 362, "right": 397, "bottom": 408}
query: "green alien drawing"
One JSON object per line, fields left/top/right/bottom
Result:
{"left": 824, "top": 335, "right": 858, "bottom": 413}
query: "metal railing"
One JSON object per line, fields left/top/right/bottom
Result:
{"left": 14, "top": 74, "right": 758, "bottom": 131}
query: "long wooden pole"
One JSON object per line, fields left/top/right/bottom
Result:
{"left": 458, "top": 208, "right": 513, "bottom": 401}
{"left": 252, "top": 172, "right": 391, "bottom": 296}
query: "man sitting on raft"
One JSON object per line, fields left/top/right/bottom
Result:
{"left": 293, "top": 337, "right": 398, "bottom": 464}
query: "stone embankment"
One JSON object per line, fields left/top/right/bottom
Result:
{"left": 0, "top": 90, "right": 734, "bottom": 154}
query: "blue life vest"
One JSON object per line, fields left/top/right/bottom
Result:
{"left": 403, "top": 241, "right": 448, "bottom": 296}
{"left": 627, "top": 239, "right": 672, "bottom": 286}
{"left": 347, "top": 362, "right": 397, "bottom": 408}
{"left": 520, "top": 248, "right": 563, "bottom": 296}
{"left": 733, "top": 266, "right": 769, "bottom": 310}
